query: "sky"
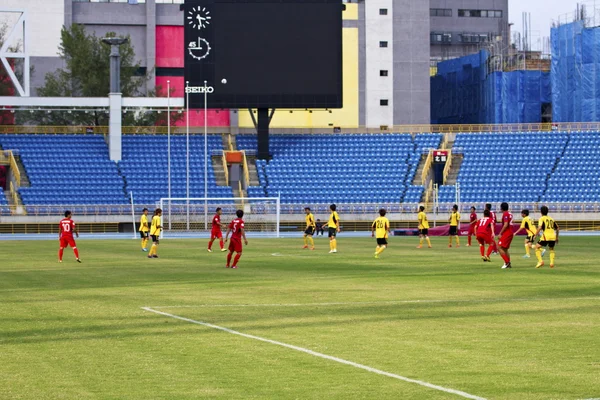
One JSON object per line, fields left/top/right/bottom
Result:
{"left": 509, "top": 0, "right": 595, "bottom": 51}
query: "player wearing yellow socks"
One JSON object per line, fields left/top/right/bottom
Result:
{"left": 139, "top": 207, "right": 149, "bottom": 252}
{"left": 372, "top": 209, "right": 390, "bottom": 258}
{"left": 302, "top": 207, "right": 316, "bottom": 250}
{"left": 534, "top": 206, "right": 559, "bottom": 268}
{"left": 323, "top": 204, "right": 340, "bottom": 253}
{"left": 148, "top": 208, "right": 162, "bottom": 259}
{"left": 513, "top": 209, "right": 536, "bottom": 258}
{"left": 417, "top": 205, "right": 432, "bottom": 248}
{"left": 448, "top": 204, "right": 461, "bottom": 247}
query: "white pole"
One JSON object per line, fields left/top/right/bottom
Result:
{"left": 204, "top": 80, "right": 208, "bottom": 231}
{"left": 186, "top": 80, "right": 190, "bottom": 231}
{"left": 276, "top": 193, "right": 281, "bottom": 238}
{"left": 130, "top": 191, "right": 136, "bottom": 239}
{"left": 167, "top": 79, "right": 172, "bottom": 230}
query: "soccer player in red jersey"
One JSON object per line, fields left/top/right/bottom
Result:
{"left": 475, "top": 209, "right": 495, "bottom": 262}
{"left": 467, "top": 206, "right": 477, "bottom": 246}
{"left": 58, "top": 210, "right": 81, "bottom": 263}
{"left": 497, "top": 202, "right": 514, "bottom": 269}
{"left": 485, "top": 203, "right": 499, "bottom": 254}
{"left": 224, "top": 209, "right": 248, "bottom": 269}
{"left": 207, "top": 207, "right": 226, "bottom": 252}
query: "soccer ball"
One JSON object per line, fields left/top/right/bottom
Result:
{"left": 221, "top": 78, "right": 227, "bottom": 84}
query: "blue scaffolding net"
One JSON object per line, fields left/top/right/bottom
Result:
{"left": 431, "top": 50, "right": 551, "bottom": 124}
{"left": 551, "top": 20, "right": 600, "bottom": 122}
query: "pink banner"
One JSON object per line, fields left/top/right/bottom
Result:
{"left": 394, "top": 224, "right": 527, "bottom": 237}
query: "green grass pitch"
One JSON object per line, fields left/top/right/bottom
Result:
{"left": 1, "top": 235, "right": 599, "bottom": 400}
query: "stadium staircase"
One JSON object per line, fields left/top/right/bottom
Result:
{"left": 444, "top": 154, "right": 464, "bottom": 185}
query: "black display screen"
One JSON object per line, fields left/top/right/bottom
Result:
{"left": 184, "top": 0, "right": 343, "bottom": 109}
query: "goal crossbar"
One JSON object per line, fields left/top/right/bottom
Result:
{"left": 158, "top": 197, "right": 281, "bottom": 238}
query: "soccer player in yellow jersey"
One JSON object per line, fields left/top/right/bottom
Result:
{"left": 302, "top": 207, "right": 316, "bottom": 250}
{"left": 148, "top": 208, "right": 162, "bottom": 259}
{"left": 448, "top": 204, "right": 461, "bottom": 247}
{"left": 322, "top": 204, "right": 340, "bottom": 253}
{"left": 534, "top": 205, "right": 559, "bottom": 268}
{"left": 513, "top": 209, "right": 536, "bottom": 258}
{"left": 372, "top": 208, "right": 390, "bottom": 258}
{"left": 416, "top": 205, "right": 432, "bottom": 248}
{"left": 139, "top": 207, "right": 149, "bottom": 252}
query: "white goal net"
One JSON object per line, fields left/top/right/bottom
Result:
{"left": 158, "top": 197, "right": 280, "bottom": 237}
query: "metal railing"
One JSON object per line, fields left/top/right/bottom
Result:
{"left": 2, "top": 202, "right": 600, "bottom": 219}
{"left": 2, "top": 123, "right": 600, "bottom": 135}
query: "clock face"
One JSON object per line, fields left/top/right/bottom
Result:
{"left": 188, "top": 38, "right": 211, "bottom": 60}
{"left": 187, "top": 6, "right": 211, "bottom": 30}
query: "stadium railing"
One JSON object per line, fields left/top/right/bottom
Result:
{"left": 4, "top": 202, "right": 600, "bottom": 218}
{"left": 3, "top": 122, "right": 600, "bottom": 135}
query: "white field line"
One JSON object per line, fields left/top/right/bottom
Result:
{"left": 141, "top": 306, "right": 487, "bottom": 400}
{"left": 148, "top": 296, "right": 600, "bottom": 309}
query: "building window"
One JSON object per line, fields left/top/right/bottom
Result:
{"left": 380, "top": 70, "right": 388, "bottom": 77}
{"left": 459, "top": 33, "right": 492, "bottom": 43}
{"left": 380, "top": 99, "right": 389, "bottom": 106}
{"left": 379, "top": 8, "right": 388, "bottom": 15}
{"left": 430, "top": 8, "right": 452, "bottom": 17}
{"left": 430, "top": 32, "right": 452, "bottom": 44}
{"left": 379, "top": 41, "right": 388, "bottom": 48}
{"left": 458, "top": 9, "right": 503, "bottom": 18}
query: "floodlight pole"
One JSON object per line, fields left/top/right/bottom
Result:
{"left": 102, "top": 37, "right": 128, "bottom": 162}
{"left": 204, "top": 80, "right": 208, "bottom": 230}
{"left": 167, "top": 80, "right": 172, "bottom": 230}
{"left": 186, "top": 80, "right": 190, "bottom": 231}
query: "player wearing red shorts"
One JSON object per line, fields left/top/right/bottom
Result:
{"left": 485, "top": 203, "right": 499, "bottom": 254}
{"left": 207, "top": 207, "right": 226, "bottom": 252}
{"left": 58, "top": 210, "right": 81, "bottom": 263}
{"left": 475, "top": 209, "right": 495, "bottom": 262}
{"left": 497, "top": 202, "right": 514, "bottom": 269}
{"left": 224, "top": 209, "right": 248, "bottom": 269}
{"left": 467, "top": 206, "right": 477, "bottom": 246}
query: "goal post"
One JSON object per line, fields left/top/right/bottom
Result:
{"left": 158, "top": 197, "right": 281, "bottom": 238}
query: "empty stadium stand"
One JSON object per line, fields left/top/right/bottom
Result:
{"left": 237, "top": 133, "right": 442, "bottom": 204}
{"left": 0, "top": 134, "right": 127, "bottom": 206}
{"left": 120, "top": 134, "right": 233, "bottom": 204}
{"left": 543, "top": 132, "right": 600, "bottom": 203}
{"left": 440, "top": 132, "right": 570, "bottom": 204}
{"left": 1, "top": 131, "right": 598, "bottom": 214}
{"left": 0, "top": 134, "right": 234, "bottom": 209}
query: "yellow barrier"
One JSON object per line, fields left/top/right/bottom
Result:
{"left": 241, "top": 150, "right": 251, "bottom": 188}
{"left": 227, "top": 133, "right": 234, "bottom": 151}
{"left": 7, "top": 150, "right": 21, "bottom": 187}
{"left": 8, "top": 181, "right": 25, "bottom": 215}
{"left": 442, "top": 150, "right": 453, "bottom": 185}
{"left": 421, "top": 150, "right": 433, "bottom": 186}
{"left": 221, "top": 152, "right": 229, "bottom": 184}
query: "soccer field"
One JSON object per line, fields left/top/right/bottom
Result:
{"left": 1, "top": 236, "right": 599, "bottom": 400}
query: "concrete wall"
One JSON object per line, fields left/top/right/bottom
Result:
{"left": 364, "top": 0, "right": 394, "bottom": 128}
{"left": 393, "top": 0, "right": 431, "bottom": 125}
{"left": 429, "top": 0, "right": 509, "bottom": 59}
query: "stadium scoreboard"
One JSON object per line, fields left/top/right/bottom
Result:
{"left": 183, "top": 0, "right": 344, "bottom": 109}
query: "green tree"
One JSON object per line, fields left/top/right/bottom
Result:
{"left": 23, "top": 24, "right": 181, "bottom": 126}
